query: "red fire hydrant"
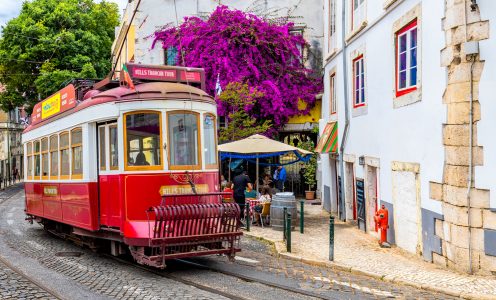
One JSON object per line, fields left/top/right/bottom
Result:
{"left": 374, "top": 205, "right": 390, "bottom": 248}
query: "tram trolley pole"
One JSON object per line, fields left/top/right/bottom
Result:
{"left": 283, "top": 207, "right": 288, "bottom": 240}
{"left": 286, "top": 213, "right": 292, "bottom": 253}
{"left": 300, "top": 200, "right": 304, "bottom": 234}
{"left": 329, "top": 215, "right": 335, "bottom": 261}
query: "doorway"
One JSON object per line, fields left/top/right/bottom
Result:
{"left": 345, "top": 162, "right": 356, "bottom": 220}
{"left": 365, "top": 166, "right": 378, "bottom": 234}
{"left": 392, "top": 170, "right": 420, "bottom": 254}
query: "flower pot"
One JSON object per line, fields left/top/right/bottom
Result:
{"left": 305, "top": 191, "right": 315, "bottom": 200}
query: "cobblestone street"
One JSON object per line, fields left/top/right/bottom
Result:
{"left": 0, "top": 184, "right": 462, "bottom": 299}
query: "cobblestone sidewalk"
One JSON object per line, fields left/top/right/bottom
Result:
{"left": 245, "top": 203, "right": 496, "bottom": 299}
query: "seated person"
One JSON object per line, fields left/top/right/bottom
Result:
{"left": 253, "top": 187, "right": 271, "bottom": 224}
{"left": 223, "top": 182, "right": 234, "bottom": 201}
{"left": 244, "top": 186, "right": 257, "bottom": 199}
{"left": 135, "top": 152, "right": 149, "bottom": 166}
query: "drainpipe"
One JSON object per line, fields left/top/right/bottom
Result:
{"left": 338, "top": 0, "right": 350, "bottom": 221}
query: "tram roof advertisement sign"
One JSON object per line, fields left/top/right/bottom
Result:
{"left": 125, "top": 64, "right": 204, "bottom": 86}
{"left": 31, "top": 84, "right": 77, "bottom": 125}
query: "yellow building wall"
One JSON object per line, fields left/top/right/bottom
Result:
{"left": 127, "top": 25, "right": 136, "bottom": 61}
{"left": 287, "top": 99, "right": 321, "bottom": 124}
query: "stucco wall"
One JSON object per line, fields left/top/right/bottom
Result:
{"left": 476, "top": 0, "right": 496, "bottom": 210}
{"left": 320, "top": 0, "right": 445, "bottom": 220}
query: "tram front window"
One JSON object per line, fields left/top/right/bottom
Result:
{"left": 125, "top": 112, "right": 161, "bottom": 168}
{"left": 168, "top": 112, "right": 199, "bottom": 167}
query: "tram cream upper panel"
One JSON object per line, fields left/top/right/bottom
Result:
{"left": 23, "top": 98, "right": 218, "bottom": 182}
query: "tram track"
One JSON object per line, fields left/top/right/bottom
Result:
{"left": 0, "top": 244, "right": 63, "bottom": 300}
{"left": 106, "top": 254, "right": 327, "bottom": 300}
{"left": 106, "top": 254, "right": 248, "bottom": 300}
{"left": 0, "top": 184, "right": 64, "bottom": 299}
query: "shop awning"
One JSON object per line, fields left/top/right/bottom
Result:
{"left": 315, "top": 122, "right": 338, "bottom": 154}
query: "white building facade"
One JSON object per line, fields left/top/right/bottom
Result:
{"left": 112, "top": 0, "right": 323, "bottom": 75}
{"left": 320, "top": 0, "right": 496, "bottom": 274}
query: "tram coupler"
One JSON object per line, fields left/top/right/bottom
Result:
{"left": 25, "top": 215, "right": 35, "bottom": 224}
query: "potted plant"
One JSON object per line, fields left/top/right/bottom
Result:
{"left": 299, "top": 139, "right": 317, "bottom": 200}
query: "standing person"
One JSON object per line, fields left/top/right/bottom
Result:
{"left": 233, "top": 169, "right": 252, "bottom": 224}
{"left": 274, "top": 165, "right": 287, "bottom": 192}
{"left": 13, "top": 168, "right": 18, "bottom": 183}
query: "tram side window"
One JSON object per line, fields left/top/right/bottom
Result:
{"left": 168, "top": 112, "right": 199, "bottom": 168}
{"left": 49, "top": 135, "right": 58, "bottom": 178}
{"left": 34, "top": 140, "right": 41, "bottom": 178}
{"left": 125, "top": 112, "right": 161, "bottom": 168}
{"left": 204, "top": 114, "right": 217, "bottom": 168}
{"left": 109, "top": 125, "right": 118, "bottom": 169}
{"left": 27, "top": 142, "right": 33, "bottom": 179}
{"left": 71, "top": 128, "right": 83, "bottom": 178}
{"left": 41, "top": 138, "right": 48, "bottom": 178}
{"left": 60, "top": 132, "right": 70, "bottom": 177}
{"left": 99, "top": 126, "right": 106, "bottom": 170}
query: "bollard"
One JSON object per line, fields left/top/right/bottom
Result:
{"left": 329, "top": 215, "right": 335, "bottom": 261}
{"left": 286, "top": 212, "right": 292, "bottom": 253}
{"left": 245, "top": 205, "right": 250, "bottom": 232}
{"left": 300, "top": 200, "right": 304, "bottom": 234}
{"left": 283, "top": 207, "right": 288, "bottom": 240}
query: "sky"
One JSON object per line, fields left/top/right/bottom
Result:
{"left": 0, "top": 0, "right": 128, "bottom": 28}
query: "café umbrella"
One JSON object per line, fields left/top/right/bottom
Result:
{"left": 218, "top": 134, "right": 313, "bottom": 194}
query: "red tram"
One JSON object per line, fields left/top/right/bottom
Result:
{"left": 22, "top": 64, "right": 241, "bottom": 268}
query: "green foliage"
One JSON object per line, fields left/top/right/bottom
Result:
{"left": 299, "top": 137, "right": 317, "bottom": 190}
{"left": 218, "top": 82, "right": 272, "bottom": 143}
{"left": 0, "top": 0, "right": 119, "bottom": 111}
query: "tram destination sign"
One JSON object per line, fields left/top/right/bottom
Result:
{"left": 31, "top": 84, "right": 77, "bottom": 125}
{"left": 126, "top": 64, "right": 204, "bottom": 86}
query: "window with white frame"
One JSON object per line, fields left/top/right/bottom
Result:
{"left": 353, "top": 55, "right": 365, "bottom": 108}
{"left": 329, "top": 0, "right": 337, "bottom": 51}
{"left": 395, "top": 19, "right": 418, "bottom": 97}
{"left": 290, "top": 27, "right": 305, "bottom": 60}
{"left": 330, "top": 73, "right": 337, "bottom": 114}
{"left": 352, "top": 0, "right": 366, "bottom": 31}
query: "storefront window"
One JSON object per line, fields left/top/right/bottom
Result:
{"left": 109, "top": 125, "right": 119, "bottom": 169}
{"left": 50, "top": 135, "right": 58, "bottom": 178}
{"left": 125, "top": 112, "right": 161, "bottom": 168}
{"left": 204, "top": 114, "right": 217, "bottom": 167}
{"left": 168, "top": 112, "right": 199, "bottom": 168}
{"left": 71, "top": 128, "right": 83, "bottom": 178}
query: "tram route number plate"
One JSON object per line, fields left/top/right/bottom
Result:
{"left": 43, "top": 186, "right": 58, "bottom": 197}
{"left": 159, "top": 184, "right": 209, "bottom": 196}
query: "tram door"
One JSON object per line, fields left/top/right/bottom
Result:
{"left": 97, "top": 122, "right": 120, "bottom": 227}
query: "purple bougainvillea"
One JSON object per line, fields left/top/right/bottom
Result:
{"left": 152, "top": 6, "right": 322, "bottom": 130}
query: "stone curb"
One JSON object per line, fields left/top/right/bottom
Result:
{"left": 244, "top": 232, "right": 495, "bottom": 300}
